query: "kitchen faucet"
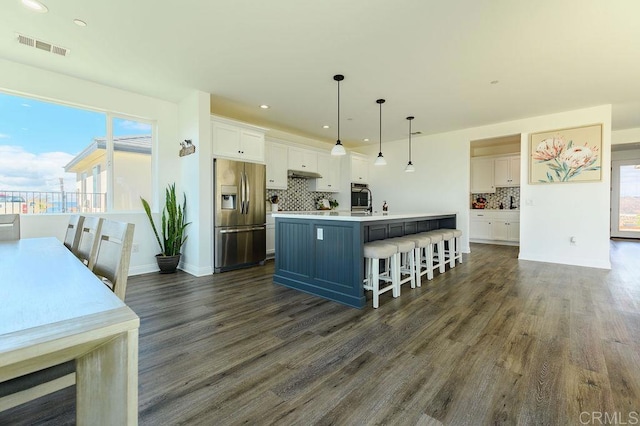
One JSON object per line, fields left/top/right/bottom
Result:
{"left": 359, "top": 187, "right": 373, "bottom": 213}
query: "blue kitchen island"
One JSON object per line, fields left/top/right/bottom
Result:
{"left": 272, "top": 211, "right": 457, "bottom": 308}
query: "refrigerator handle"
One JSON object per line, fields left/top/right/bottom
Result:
{"left": 245, "top": 171, "right": 250, "bottom": 214}
{"left": 240, "top": 171, "right": 246, "bottom": 214}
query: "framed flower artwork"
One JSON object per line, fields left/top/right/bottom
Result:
{"left": 529, "top": 123, "right": 602, "bottom": 184}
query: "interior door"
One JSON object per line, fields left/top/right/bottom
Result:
{"left": 611, "top": 159, "right": 640, "bottom": 238}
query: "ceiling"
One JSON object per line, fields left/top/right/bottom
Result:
{"left": 1, "top": 0, "right": 640, "bottom": 148}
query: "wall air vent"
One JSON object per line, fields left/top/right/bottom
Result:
{"left": 15, "top": 33, "right": 70, "bottom": 57}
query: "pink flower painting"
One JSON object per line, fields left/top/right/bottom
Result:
{"left": 531, "top": 126, "right": 601, "bottom": 183}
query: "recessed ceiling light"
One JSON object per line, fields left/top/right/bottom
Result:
{"left": 259, "top": 104, "right": 269, "bottom": 109}
{"left": 363, "top": 138, "right": 369, "bottom": 142}
{"left": 73, "top": 19, "right": 87, "bottom": 27}
{"left": 21, "top": 0, "right": 48, "bottom": 13}
{"left": 490, "top": 80, "right": 499, "bottom": 85}
{"left": 322, "top": 125, "right": 330, "bottom": 129}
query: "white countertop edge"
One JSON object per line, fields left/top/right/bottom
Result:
{"left": 272, "top": 211, "right": 457, "bottom": 222}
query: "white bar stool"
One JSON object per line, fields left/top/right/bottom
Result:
{"left": 443, "top": 228, "right": 463, "bottom": 267}
{"left": 439, "top": 229, "right": 455, "bottom": 269}
{"left": 385, "top": 237, "right": 417, "bottom": 293}
{"left": 401, "top": 233, "right": 433, "bottom": 286}
{"left": 363, "top": 241, "right": 399, "bottom": 308}
{"left": 420, "top": 230, "right": 445, "bottom": 275}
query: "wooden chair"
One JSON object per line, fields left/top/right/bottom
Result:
{"left": 75, "top": 216, "right": 103, "bottom": 267}
{"left": 91, "top": 219, "right": 135, "bottom": 300}
{"left": 0, "top": 220, "right": 135, "bottom": 412}
{"left": 0, "top": 214, "right": 20, "bottom": 241}
{"left": 63, "top": 215, "right": 85, "bottom": 253}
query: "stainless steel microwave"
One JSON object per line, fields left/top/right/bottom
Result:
{"left": 351, "top": 183, "right": 370, "bottom": 211}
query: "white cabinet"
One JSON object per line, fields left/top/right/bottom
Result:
{"left": 266, "top": 213, "right": 275, "bottom": 258}
{"left": 310, "top": 153, "right": 341, "bottom": 192}
{"left": 265, "top": 142, "right": 288, "bottom": 189}
{"left": 350, "top": 155, "right": 369, "bottom": 183}
{"left": 494, "top": 156, "right": 520, "bottom": 187}
{"left": 211, "top": 118, "right": 265, "bottom": 163}
{"left": 470, "top": 210, "right": 520, "bottom": 243}
{"left": 288, "top": 147, "right": 318, "bottom": 173}
{"left": 470, "top": 158, "right": 495, "bottom": 193}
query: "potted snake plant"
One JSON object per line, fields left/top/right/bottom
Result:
{"left": 141, "top": 183, "right": 190, "bottom": 273}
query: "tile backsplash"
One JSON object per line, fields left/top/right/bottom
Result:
{"left": 471, "top": 187, "right": 520, "bottom": 209}
{"left": 267, "top": 177, "right": 336, "bottom": 211}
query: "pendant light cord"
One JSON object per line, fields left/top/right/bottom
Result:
{"left": 408, "top": 119, "right": 412, "bottom": 162}
{"left": 337, "top": 79, "right": 340, "bottom": 141}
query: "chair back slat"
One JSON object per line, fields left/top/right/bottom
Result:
{"left": 76, "top": 216, "right": 103, "bottom": 268}
{"left": 92, "top": 219, "right": 135, "bottom": 301}
{"left": 0, "top": 214, "right": 20, "bottom": 241}
{"left": 63, "top": 215, "right": 85, "bottom": 253}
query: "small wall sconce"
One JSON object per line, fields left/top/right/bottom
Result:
{"left": 179, "top": 139, "right": 196, "bottom": 157}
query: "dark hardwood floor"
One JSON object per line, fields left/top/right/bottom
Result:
{"left": 2, "top": 241, "right": 640, "bottom": 425}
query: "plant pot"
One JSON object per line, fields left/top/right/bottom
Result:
{"left": 156, "top": 254, "right": 181, "bottom": 274}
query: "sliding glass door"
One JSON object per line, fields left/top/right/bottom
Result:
{"left": 611, "top": 159, "right": 640, "bottom": 238}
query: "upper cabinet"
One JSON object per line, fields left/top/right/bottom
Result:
{"left": 470, "top": 157, "right": 495, "bottom": 193}
{"left": 211, "top": 116, "right": 266, "bottom": 163}
{"left": 309, "top": 153, "right": 341, "bottom": 192}
{"left": 350, "top": 154, "right": 369, "bottom": 183}
{"left": 288, "top": 147, "right": 318, "bottom": 173}
{"left": 471, "top": 155, "right": 521, "bottom": 193}
{"left": 265, "top": 141, "right": 288, "bottom": 189}
{"left": 494, "top": 156, "right": 520, "bottom": 187}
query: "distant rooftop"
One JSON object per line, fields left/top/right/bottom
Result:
{"left": 64, "top": 135, "right": 151, "bottom": 171}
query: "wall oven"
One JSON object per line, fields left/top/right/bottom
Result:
{"left": 351, "top": 183, "right": 370, "bottom": 212}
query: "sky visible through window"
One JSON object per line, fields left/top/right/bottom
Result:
{"left": 0, "top": 92, "right": 150, "bottom": 193}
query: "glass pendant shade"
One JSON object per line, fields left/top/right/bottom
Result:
{"left": 331, "top": 75, "right": 347, "bottom": 156}
{"left": 405, "top": 116, "right": 415, "bottom": 172}
{"left": 374, "top": 98, "right": 386, "bottom": 166}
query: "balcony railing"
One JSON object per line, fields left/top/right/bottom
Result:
{"left": 0, "top": 190, "right": 107, "bottom": 214}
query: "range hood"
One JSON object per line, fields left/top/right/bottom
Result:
{"left": 287, "top": 169, "right": 322, "bottom": 179}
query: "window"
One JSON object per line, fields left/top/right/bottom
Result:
{"left": 0, "top": 91, "right": 154, "bottom": 213}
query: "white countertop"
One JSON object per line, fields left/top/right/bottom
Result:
{"left": 272, "top": 211, "right": 456, "bottom": 222}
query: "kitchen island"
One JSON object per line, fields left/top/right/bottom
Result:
{"left": 272, "top": 211, "right": 456, "bottom": 308}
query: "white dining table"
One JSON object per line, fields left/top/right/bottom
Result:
{"left": 0, "top": 237, "right": 140, "bottom": 424}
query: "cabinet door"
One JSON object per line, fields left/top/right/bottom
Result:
{"left": 240, "top": 130, "right": 265, "bottom": 163}
{"left": 288, "top": 148, "right": 318, "bottom": 172}
{"left": 508, "top": 221, "right": 520, "bottom": 242}
{"left": 470, "top": 158, "right": 495, "bottom": 193}
{"left": 470, "top": 219, "right": 491, "bottom": 239}
{"left": 265, "top": 143, "right": 288, "bottom": 189}
{"left": 494, "top": 158, "right": 510, "bottom": 186}
{"left": 212, "top": 121, "right": 241, "bottom": 158}
{"left": 311, "top": 153, "right": 341, "bottom": 192}
{"left": 509, "top": 156, "right": 521, "bottom": 186}
{"left": 351, "top": 156, "right": 368, "bottom": 183}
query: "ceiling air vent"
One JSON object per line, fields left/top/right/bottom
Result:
{"left": 15, "top": 33, "right": 70, "bottom": 57}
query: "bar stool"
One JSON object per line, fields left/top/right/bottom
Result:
{"left": 363, "top": 241, "right": 399, "bottom": 308}
{"left": 401, "top": 233, "right": 433, "bottom": 286}
{"left": 385, "top": 237, "right": 417, "bottom": 292}
{"left": 439, "top": 229, "right": 455, "bottom": 269}
{"left": 443, "top": 229, "right": 463, "bottom": 267}
{"left": 420, "top": 230, "right": 445, "bottom": 275}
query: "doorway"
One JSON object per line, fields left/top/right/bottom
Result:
{"left": 611, "top": 158, "right": 640, "bottom": 238}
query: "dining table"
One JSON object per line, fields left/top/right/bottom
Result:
{"left": 0, "top": 237, "right": 140, "bottom": 424}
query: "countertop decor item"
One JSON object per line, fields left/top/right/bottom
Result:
{"left": 330, "top": 74, "right": 347, "bottom": 156}
{"left": 529, "top": 123, "right": 602, "bottom": 183}
{"left": 141, "top": 183, "right": 190, "bottom": 273}
{"left": 374, "top": 99, "right": 387, "bottom": 166}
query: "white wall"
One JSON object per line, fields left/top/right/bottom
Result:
{"left": 0, "top": 58, "right": 181, "bottom": 275}
{"left": 612, "top": 127, "right": 640, "bottom": 145}
{"left": 365, "top": 105, "right": 612, "bottom": 269}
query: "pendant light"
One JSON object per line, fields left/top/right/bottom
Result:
{"left": 374, "top": 98, "right": 387, "bottom": 166}
{"left": 405, "top": 116, "right": 415, "bottom": 172}
{"left": 330, "top": 74, "right": 347, "bottom": 156}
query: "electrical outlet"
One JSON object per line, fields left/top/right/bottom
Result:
{"left": 317, "top": 228, "right": 323, "bottom": 240}
{"left": 570, "top": 236, "right": 576, "bottom": 246}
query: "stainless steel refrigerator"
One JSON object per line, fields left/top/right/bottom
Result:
{"left": 214, "top": 158, "right": 266, "bottom": 272}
